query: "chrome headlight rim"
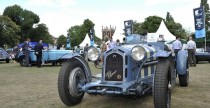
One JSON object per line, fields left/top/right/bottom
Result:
{"left": 87, "top": 47, "right": 100, "bottom": 61}
{"left": 131, "top": 46, "right": 145, "bottom": 61}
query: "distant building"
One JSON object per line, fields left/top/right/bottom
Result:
{"left": 102, "top": 25, "right": 116, "bottom": 42}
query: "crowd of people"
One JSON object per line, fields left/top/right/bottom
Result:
{"left": 11, "top": 34, "right": 200, "bottom": 68}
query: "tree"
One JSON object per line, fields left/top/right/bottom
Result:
{"left": 166, "top": 12, "right": 174, "bottom": 22}
{"left": 57, "top": 35, "right": 66, "bottom": 47}
{"left": 139, "top": 16, "right": 163, "bottom": 34}
{"left": 133, "top": 20, "right": 143, "bottom": 34}
{"left": 67, "top": 19, "right": 101, "bottom": 48}
{"left": 3, "top": 4, "right": 40, "bottom": 42}
{"left": 2, "top": 5, "right": 23, "bottom": 25}
{"left": 29, "top": 23, "right": 53, "bottom": 44}
{"left": 20, "top": 9, "right": 39, "bottom": 41}
{"left": 0, "top": 15, "right": 20, "bottom": 47}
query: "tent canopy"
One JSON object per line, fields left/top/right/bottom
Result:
{"left": 156, "top": 20, "right": 176, "bottom": 41}
{"left": 79, "top": 34, "right": 98, "bottom": 48}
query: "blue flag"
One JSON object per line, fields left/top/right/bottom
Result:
{"left": 89, "top": 28, "right": 94, "bottom": 46}
{"left": 193, "top": 6, "right": 205, "bottom": 38}
{"left": 124, "top": 20, "right": 133, "bottom": 36}
{"left": 66, "top": 33, "right": 71, "bottom": 49}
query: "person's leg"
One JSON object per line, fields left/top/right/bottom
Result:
{"left": 188, "top": 50, "right": 193, "bottom": 66}
{"left": 192, "top": 50, "right": 196, "bottom": 66}
{"left": 36, "top": 55, "right": 39, "bottom": 67}
{"left": 25, "top": 52, "right": 30, "bottom": 66}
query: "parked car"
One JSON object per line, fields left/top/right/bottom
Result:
{"left": 6, "top": 48, "right": 15, "bottom": 60}
{"left": 57, "top": 34, "right": 189, "bottom": 108}
{"left": 16, "top": 49, "right": 74, "bottom": 66}
{"left": 0, "top": 47, "right": 10, "bottom": 63}
{"left": 195, "top": 48, "right": 210, "bottom": 63}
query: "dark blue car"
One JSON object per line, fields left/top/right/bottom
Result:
{"left": 195, "top": 48, "right": 210, "bottom": 63}
{"left": 0, "top": 47, "right": 10, "bottom": 63}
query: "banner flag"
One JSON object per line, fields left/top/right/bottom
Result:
{"left": 124, "top": 20, "right": 133, "bottom": 36}
{"left": 89, "top": 28, "right": 94, "bottom": 46}
{"left": 193, "top": 6, "right": 205, "bottom": 38}
{"left": 66, "top": 33, "right": 71, "bottom": 49}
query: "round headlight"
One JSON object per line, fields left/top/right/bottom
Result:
{"left": 131, "top": 46, "right": 145, "bottom": 61}
{"left": 87, "top": 47, "right": 100, "bottom": 61}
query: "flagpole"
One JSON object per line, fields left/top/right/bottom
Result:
{"left": 204, "top": 6, "right": 207, "bottom": 51}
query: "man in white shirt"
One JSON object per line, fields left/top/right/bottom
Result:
{"left": 187, "top": 36, "right": 196, "bottom": 67}
{"left": 172, "top": 36, "right": 182, "bottom": 59}
{"left": 108, "top": 37, "right": 116, "bottom": 49}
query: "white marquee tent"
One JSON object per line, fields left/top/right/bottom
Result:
{"left": 79, "top": 34, "right": 98, "bottom": 48}
{"left": 156, "top": 20, "right": 176, "bottom": 41}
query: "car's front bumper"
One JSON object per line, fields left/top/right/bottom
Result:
{"left": 81, "top": 80, "right": 137, "bottom": 95}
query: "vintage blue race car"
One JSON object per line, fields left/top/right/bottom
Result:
{"left": 0, "top": 47, "right": 10, "bottom": 63}
{"left": 195, "top": 48, "right": 210, "bottom": 63}
{"left": 16, "top": 49, "right": 73, "bottom": 66}
{"left": 57, "top": 34, "right": 189, "bottom": 108}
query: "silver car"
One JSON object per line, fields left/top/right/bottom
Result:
{"left": 0, "top": 47, "right": 10, "bottom": 63}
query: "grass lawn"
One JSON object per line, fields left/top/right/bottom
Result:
{"left": 0, "top": 61, "right": 210, "bottom": 108}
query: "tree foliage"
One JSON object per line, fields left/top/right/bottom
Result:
{"left": 3, "top": 4, "right": 40, "bottom": 42}
{"left": 133, "top": 16, "right": 163, "bottom": 35}
{"left": 57, "top": 35, "right": 66, "bottom": 47}
{"left": 0, "top": 15, "right": 20, "bottom": 48}
{"left": 67, "top": 19, "right": 101, "bottom": 47}
{"left": 29, "top": 23, "right": 53, "bottom": 44}
{"left": 133, "top": 15, "right": 187, "bottom": 39}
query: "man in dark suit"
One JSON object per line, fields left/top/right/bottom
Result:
{"left": 22, "top": 38, "right": 31, "bottom": 67}
{"left": 34, "top": 40, "right": 43, "bottom": 68}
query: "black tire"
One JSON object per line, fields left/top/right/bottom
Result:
{"left": 58, "top": 58, "right": 86, "bottom": 106}
{"left": 6, "top": 59, "right": 10, "bottom": 63}
{"left": 19, "top": 58, "right": 26, "bottom": 67}
{"left": 178, "top": 71, "right": 189, "bottom": 87}
{"left": 196, "top": 57, "right": 199, "bottom": 64}
{"left": 154, "top": 58, "right": 171, "bottom": 108}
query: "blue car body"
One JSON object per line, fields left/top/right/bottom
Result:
{"left": 195, "top": 48, "right": 210, "bottom": 63}
{"left": 17, "top": 49, "right": 73, "bottom": 66}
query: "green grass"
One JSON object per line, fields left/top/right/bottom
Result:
{"left": 0, "top": 61, "right": 210, "bottom": 108}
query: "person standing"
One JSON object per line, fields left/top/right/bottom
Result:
{"left": 108, "top": 37, "right": 116, "bottom": 49}
{"left": 60, "top": 45, "right": 65, "bottom": 50}
{"left": 187, "top": 36, "right": 196, "bottom": 67}
{"left": 34, "top": 40, "right": 44, "bottom": 68}
{"left": 172, "top": 36, "right": 182, "bottom": 59}
{"left": 100, "top": 41, "right": 107, "bottom": 62}
{"left": 13, "top": 45, "right": 18, "bottom": 63}
{"left": 75, "top": 45, "right": 80, "bottom": 54}
{"left": 83, "top": 43, "right": 89, "bottom": 60}
{"left": 22, "top": 38, "right": 31, "bottom": 67}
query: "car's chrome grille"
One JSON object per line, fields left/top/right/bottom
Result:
{"left": 105, "top": 53, "right": 123, "bottom": 81}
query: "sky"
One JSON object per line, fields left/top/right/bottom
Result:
{"left": 0, "top": 0, "right": 206, "bottom": 39}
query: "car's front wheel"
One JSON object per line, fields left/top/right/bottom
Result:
{"left": 19, "top": 57, "right": 26, "bottom": 66}
{"left": 178, "top": 71, "right": 189, "bottom": 87}
{"left": 6, "top": 58, "right": 10, "bottom": 63}
{"left": 154, "top": 58, "right": 171, "bottom": 108}
{"left": 58, "top": 58, "right": 86, "bottom": 106}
